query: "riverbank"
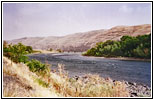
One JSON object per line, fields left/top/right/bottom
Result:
{"left": 85, "top": 56, "right": 151, "bottom": 62}
{"left": 32, "top": 51, "right": 151, "bottom": 62}
{"left": 105, "top": 57, "right": 151, "bottom": 62}
{"left": 33, "top": 49, "right": 59, "bottom": 54}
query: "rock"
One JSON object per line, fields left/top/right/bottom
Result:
{"left": 125, "top": 81, "right": 129, "bottom": 85}
{"left": 74, "top": 76, "right": 79, "bottom": 80}
{"left": 125, "top": 81, "right": 151, "bottom": 97}
{"left": 128, "top": 82, "right": 136, "bottom": 86}
{"left": 131, "top": 93, "right": 137, "bottom": 97}
{"left": 133, "top": 82, "right": 137, "bottom": 86}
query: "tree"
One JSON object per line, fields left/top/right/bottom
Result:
{"left": 83, "top": 34, "right": 151, "bottom": 59}
{"left": 49, "top": 48, "right": 53, "bottom": 51}
{"left": 26, "top": 46, "right": 33, "bottom": 53}
{"left": 3, "top": 42, "right": 33, "bottom": 63}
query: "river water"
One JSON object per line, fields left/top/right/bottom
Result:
{"left": 28, "top": 53, "right": 151, "bottom": 86}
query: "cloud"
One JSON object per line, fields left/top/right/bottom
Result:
{"left": 119, "top": 5, "right": 133, "bottom": 13}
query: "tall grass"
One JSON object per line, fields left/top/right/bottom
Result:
{"left": 3, "top": 56, "right": 129, "bottom": 97}
{"left": 3, "top": 57, "right": 61, "bottom": 97}
{"left": 48, "top": 64, "right": 130, "bottom": 97}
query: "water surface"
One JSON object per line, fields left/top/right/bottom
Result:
{"left": 28, "top": 53, "right": 151, "bottom": 86}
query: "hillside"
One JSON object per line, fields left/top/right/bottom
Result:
{"left": 8, "top": 24, "right": 151, "bottom": 52}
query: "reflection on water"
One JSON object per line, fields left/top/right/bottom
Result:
{"left": 28, "top": 53, "right": 151, "bottom": 86}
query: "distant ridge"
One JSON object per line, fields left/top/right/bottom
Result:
{"left": 8, "top": 24, "right": 151, "bottom": 52}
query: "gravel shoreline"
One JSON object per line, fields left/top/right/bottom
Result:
{"left": 124, "top": 81, "right": 151, "bottom": 97}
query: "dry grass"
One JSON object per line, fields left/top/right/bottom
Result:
{"left": 48, "top": 64, "right": 130, "bottom": 97}
{"left": 3, "top": 56, "right": 130, "bottom": 97}
{"left": 33, "top": 49, "right": 58, "bottom": 54}
{"left": 3, "top": 57, "right": 61, "bottom": 97}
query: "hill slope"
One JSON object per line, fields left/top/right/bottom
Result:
{"left": 8, "top": 24, "right": 151, "bottom": 52}
{"left": 3, "top": 57, "right": 61, "bottom": 97}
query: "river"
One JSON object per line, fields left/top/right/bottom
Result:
{"left": 28, "top": 53, "right": 151, "bottom": 86}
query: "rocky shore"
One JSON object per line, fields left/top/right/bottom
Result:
{"left": 72, "top": 75, "right": 151, "bottom": 97}
{"left": 124, "top": 81, "right": 151, "bottom": 97}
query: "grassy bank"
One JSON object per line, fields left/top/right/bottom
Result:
{"left": 3, "top": 57, "right": 61, "bottom": 97}
{"left": 3, "top": 56, "right": 129, "bottom": 97}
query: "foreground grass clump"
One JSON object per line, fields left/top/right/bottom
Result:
{"left": 34, "top": 78, "right": 49, "bottom": 88}
{"left": 48, "top": 64, "right": 130, "bottom": 97}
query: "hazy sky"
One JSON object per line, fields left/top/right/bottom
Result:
{"left": 3, "top": 3, "right": 151, "bottom": 40}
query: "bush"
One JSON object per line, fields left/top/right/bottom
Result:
{"left": 57, "top": 49, "right": 63, "bottom": 53}
{"left": 3, "top": 42, "right": 32, "bottom": 63}
{"left": 26, "top": 46, "right": 33, "bottom": 53}
{"left": 26, "top": 59, "right": 50, "bottom": 77}
{"left": 49, "top": 48, "right": 53, "bottom": 51}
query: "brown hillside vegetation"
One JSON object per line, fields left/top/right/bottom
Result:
{"left": 3, "top": 57, "right": 129, "bottom": 97}
{"left": 8, "top": 24, "right": 151, "bottom": 52}
{"left": 3, "top": 57, "right": 61, "bottom": 97}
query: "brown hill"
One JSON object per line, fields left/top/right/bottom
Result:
{"left": 8, "top": 24, "right": 151, "bottom": 52}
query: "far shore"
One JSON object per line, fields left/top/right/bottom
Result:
{"left": 85, "top": 56, "right": 151, "bottom": 62}
{"left": 33, "top": 49, "right": 59, "bottom": 54}
{"left": 31, "top": 50, "right": 151, "bottom": 62}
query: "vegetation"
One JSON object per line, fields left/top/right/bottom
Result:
{"left": 49, "top": 64, "right": 129, "bottom": 97}
{"left": 83, "top": 34, "right": 151, "bottom": 59}
{"left": 27, "top": 59, "right": 50, "bottom": 77}
{"left": 56, "top": 49, "right": 63, "bottom": 53}
{"left": 3, "top": 57, "right": 129, "bottom": 97}
{"left": 3, "top": 57, "right": 59, "bottom": 97}
{"left": 3, "top": 42, "right": 33, "bottom": 63}
{"left": 3, "top": 42, "right": 130, "bottom": 97}
{"left": 34, "top": 78, "right": 49, "bottom": 88}
{"left": 49, "top": 48, "right": 53, "bottom": 51}
{"left": 3, "top": 42, "right": 50, "bottom": 77}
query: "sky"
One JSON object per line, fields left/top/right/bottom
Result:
{"left": 3, "top": 3, "right": 151, "bottom": 40}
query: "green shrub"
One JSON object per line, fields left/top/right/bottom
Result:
{"left": 26, "top": 46, "right": 33, "bottom": 53}
{"left": 34, "top": 78, "right": 49, "bottom": 88}
{"left": 3, "top": 42, "right": 32, "bottom": 63}
{"left": 57, "top": 49, "right": 63, "bottom": 53}
{"left": 49, "top": 48, "right": 53, "bottom": 51}
{"left": 26, "top": 59, "right": 50, "bottom": 76}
